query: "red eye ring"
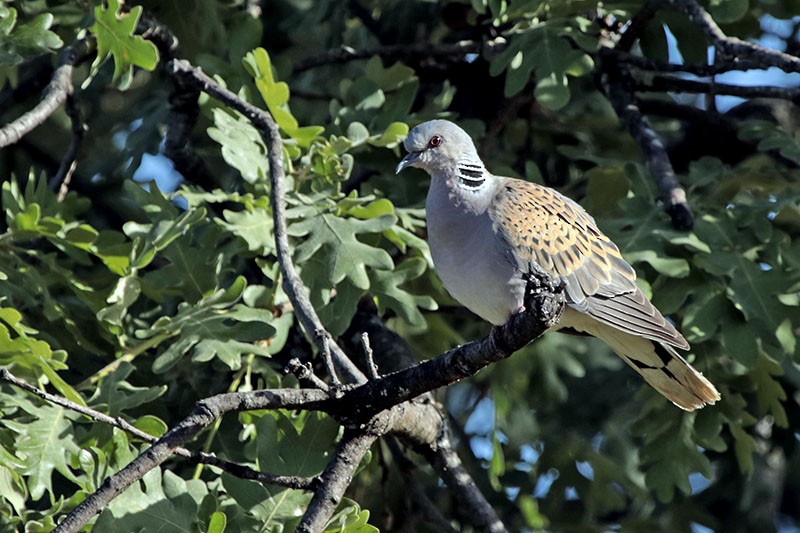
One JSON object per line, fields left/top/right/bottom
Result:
{"left": 428, "top": 135, "right": 443, "bottom": 148}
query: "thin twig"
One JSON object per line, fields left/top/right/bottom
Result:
{"left": 604, "top": 0, "right": 800, "bottom": 229}
{"left": 631, "top": 74, "right": 800, "bottom": 102}
{"left": 605, "top": 48, "right": 760, "bottom": 76}
{"left": 319, "top": 331, "right": 341, "bottom": 386}
{"left": 0, "top": 42, "right": 86, "bottom": 148}
{"left": 617, "top": 0, "right": 800, "bottom": 73}
{"left": 53, "top": 95, "right": 86, "bottom": 200}
{"left": 293, "top": 39, "right": 501, "bottom": 73}
{"left": 163, "top": 65, "right": 218, "bottom": 190}
{"left": 287, "top": 358, "right": 331, "bottom": 393}
{"left": 599, "top": 56, "right": 694, "bottom": 229}
{"left": 0, "top": 369, "right": 315, "bottom": 491}
{"left": 361, "top": 332, "right": 379, "bottom": 379}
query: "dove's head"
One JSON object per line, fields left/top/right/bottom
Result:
{"left": 395, "top": 120, "right": 483, "bottom": 176}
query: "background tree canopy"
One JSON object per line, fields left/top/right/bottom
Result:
{"left": 1, "top": 0, "right": 800, "bottom": 531}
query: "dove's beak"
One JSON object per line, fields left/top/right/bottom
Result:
{"left": 395, "top": 151, "right": 420, "bottom": 174}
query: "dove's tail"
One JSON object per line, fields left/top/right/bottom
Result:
{"left": 558, "top": 309, "right": 720, "bottom": 410}
{"left": 592, "top": 322, "right": 720, "bottom": 410}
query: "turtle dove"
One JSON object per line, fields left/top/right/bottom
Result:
{"left": 396, "top": 119, "right": 720, "bottom": 411}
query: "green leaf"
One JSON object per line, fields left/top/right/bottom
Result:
{"left": 625, "top": 250, "right": 690, "bottom": 278}
{"left": 324, "top": 500, "right": 379, "bottom": 532}
{"left": 87, "top": 362, "right": 166, "bottom": 416}
{"left": 0, "top": 9, "right": 63, "bottom": 66}
{"left": 97, "top": 275, "right": 142, "bottom": 327}
{"left": 288, "top": 204, "right": 395, "bottom": 290}
{"left": 146, "top": 278, "right": 275, "bottom": 372}
{"left": 534, "top": 71, "right": 570, "bottom": 110}
{"left": 346, "top": 121, "right": 370, "bottom": 145}
{"left": 721, "top": 318, "right": 759, "bottom": 367}
{"left": 95, "top": 469, "right": 208, "bottom": 532}
{"left": 316, "top": 277, "right": 363, "bottom": 336}
{"left": 1, "top": 396, "right": 81, "bottom": 501}
{"left": 245, "top": 47, "right": 299, "bottom": 132}
{"left": 89, "top": 0, "right": 159, "bottom": 87}
{"left": 367, "top": 121, "right": 409, "bottom": 148}
{"left": 490, "top": 27, "right": 592, "bottom": 109}
{"left": 256, "top": 412, "right": 340, "bottom": 477}
{"left": 634, "top": 406, "right": 712, "bottom": 503}
{"left": 134, "top": 415, "right": 168, "bottom": 437}
{"left": 222, "top": 474, "right": 311, "bottom": 526}
{"left": 776, "top": 318, "right": 796, "bottom": 355}
{"left": 369, "top": 258, "right": 437, "bottom": 327}
{"left": 708, "top": 0, "right": 749, "bottom": 23}
{"left": 752, "top": 354, "right": 788, "bottom": 428}
{"left": 519, "top": 495, "right": 549, "bottom": 529}
{"left": 207, "top": 511, "right": 227, "bottom": 533}
{"left": 222, "top": 207, "right": 275, "bottom": 254}
{"left": 0, "top": 307, "right": 85, "bottom": 405}
{"left": 365, "top": 57, "right": 416, "bottom": 91}
{"left": 208, "top": 109, "right": 269, "bottom": 184}
{"left": 728, "top": 421, "right": 755, "bottom": 474}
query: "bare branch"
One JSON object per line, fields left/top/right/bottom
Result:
{"left": 423, "top": 430, "right": 508, "bottom": 533}
{"left": 192, "top": 452, "right": 316, "bottom": 490}
{"left": 1, "top": 368, "right": 316, "bottom": 523}
{"left": 287, "top": 357, "right": 332, "bottom": 393}
{"left": 361, "top": 332, "right": 380, "bottom": 379}
{"left": 599, "top": 56, "right": 694, "bottom": 229}
{"left": 618, "top": 0, "right": 800, "bottom": 73}
{"left": 601, "top": 0, "right": 800, "bottom": 229}
{"left": 296, "top": 428, "right": 379, "bottom": 532}
{"left": 167, "top": 59, "right": 366, "bottom": 384}
{"left": 293, "top": 39, "right": 500, "bottom": 73}
{"left": 319, "top": 330, "right": 341, "bottom": 386}
{"left": 164, "top": 68, "right": 218, "bottom": 190}
{"left": 52, "top": 95, "right": 85, "bottom": 200}
{"left": 332, "top": 273, "right": 565, "bottom": 420}
{"left": 631, "top": 74, "right": 800, "bottom": 102}
{"left": 607, "top": 49, "right": 760, "bottom": 76}
{"left": 53, "top": 387, "right": 329, "bottom": 532}
{"left": 386, "top": 437, "right": 459, "bottom": 533}
{"left": 0, "top": 42, "right": 86, "bottom": 149}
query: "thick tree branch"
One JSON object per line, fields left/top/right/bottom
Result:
{"left": 3, "top": 368, "right": 317, "bottom": 491}
{"left": 51, "top": 247, "right": 561, "bottom": 531}
{"left": 424, "top": 431, "right": 508, "bottom": 533}
{"left": 334, "top": 274, "right": 565, "bottom": 420}
{"left": 386, "top": 437, "right": 460, "bottom": 533}
{"left": 296, "top": 428, "right": 380, "bottom": 532}
{"left": 53, "top": 387, "right": 330, "bottom": 532}
{"left": 342, "top": 302, "right": 510, "bottom": 533}
{"left": 0, "top": 42, "right": 86, "bottom": 149}
{"left": 164, "top": 71, "right": 218, "bottom": 189}
{"left": 617, "top": 0, "right": 800, "bottom": 76}
{"left": 599, "top": 56, "right": 694, "bottom": 229}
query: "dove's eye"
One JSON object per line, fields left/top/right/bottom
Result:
{"left": 428, "top": 135, "right": 443, "bottom": 148}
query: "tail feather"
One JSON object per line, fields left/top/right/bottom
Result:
{"left": 596, "top": 324, "right": 720, "bottom": 411}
